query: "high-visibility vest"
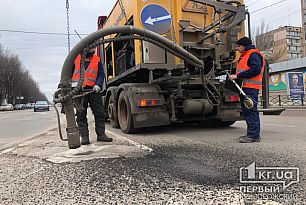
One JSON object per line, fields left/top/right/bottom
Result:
{"left": 236, "top": 48, "right": 264, "bottom": 90}
{"left": 72, "top": 54, "right": 100, "bottom": 87}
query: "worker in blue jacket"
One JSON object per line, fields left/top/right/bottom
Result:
{"left": 230, "top": 37, "right": 264, "bottom": 143}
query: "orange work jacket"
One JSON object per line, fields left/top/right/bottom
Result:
{"left": 72, "top": 54, "right": 100, "bottom": 87}
{"left": 236, "top": 49, "right": 264, "bottom": 90}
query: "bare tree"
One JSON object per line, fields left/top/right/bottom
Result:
{"left": 269, "top": 45, "right": 287, "bottom": 63}
{"left": 254, "top": 20, "right": 287, "bottom": 64}
{"left": 254, "top": 20, "right": 271, "bottom": 52}
{"left": 0, "top": 44, "right": 47, "bottom": 104}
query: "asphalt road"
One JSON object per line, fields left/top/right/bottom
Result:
{"left": 0, "top": 108, "right": 57, "bottom": 148}
{"left": 0, "top": 110, "right": 305, "bottom": 204}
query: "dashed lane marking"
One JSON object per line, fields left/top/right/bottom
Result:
{"left": 262, "top": 123, "right": 297, "bottom": 128}
{"left": 105, "top": 129, "right": 153, "bottom": 153}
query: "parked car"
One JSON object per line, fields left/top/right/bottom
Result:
{"left": 25, "top": 103, "right": 32, "bottom": 109}
{"left": 0, "top": 104, "right": 14, "bottom": 111}
{"left": 14, "top": 104, "right": 25, "bottom": 110}
{"left": 34, "top": 101, "right": 49, "bottom": 112}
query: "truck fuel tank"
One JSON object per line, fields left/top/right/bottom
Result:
{"left": 182, "top": 99, "right": 213, "bottom": 115}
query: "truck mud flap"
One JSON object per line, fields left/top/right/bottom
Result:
{"left": 219, "top": 108, "right": 243, "bottom": 122}
{"left": 133, "top": 112, "right": 170, "bottom": 128}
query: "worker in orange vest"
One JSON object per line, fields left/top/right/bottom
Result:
{"left": 72, "top": 49, "right": 113, "bottom": 145}
{"left": 230, "top": 37, "right": 264, "bottom": 143}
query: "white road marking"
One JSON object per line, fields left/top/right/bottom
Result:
{"left": 9, "top": 168, "right": 45, "bottom": 184}
{"left": 0, "top": 147, "right": 15, "bottom": 155}
{"left": 262, "top": 123, "right": 297, "bottom": 128}
{"left": 106, "top": 129, "right": 153, "bottom": 152}
{"left": 0, "top": 116, "right": 8, "bottom": 119}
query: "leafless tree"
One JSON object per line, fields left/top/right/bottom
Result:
{"left": 253, "top": 20, "right": 271, "bottom": 52}
{"left": 0, "top": 44, "right": 47, "bottom": 105}
{"left": 254, "top": 20, "right": 287, "bottom": 64}
{"left": 269, "top": 45, "right": 287, "bottom": 63}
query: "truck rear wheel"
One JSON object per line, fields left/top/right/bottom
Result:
{"left": 118, "top": 91, "right": 136, "bottom": 133}
{"left": 108, "top": 98, "right": 120, "bottom": 128}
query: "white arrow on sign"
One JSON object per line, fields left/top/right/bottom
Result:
{"left": 145, "top": 15, "right": 171, "bottom": 25}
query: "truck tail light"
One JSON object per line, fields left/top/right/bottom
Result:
{"left": 225, "top": 95, "right": 240, "bottom": 102}
{"left": 228, "top": 95, "right": 240, "bottom": 102}
{"left": 137, "top": 99, "right": 162, "bottom": 107}
{"left": 138, "top": 100, "right": 147, "bottom": 107}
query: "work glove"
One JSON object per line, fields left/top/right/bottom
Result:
{"left": 93, "top": 85, "right": 101, "bottom": 93}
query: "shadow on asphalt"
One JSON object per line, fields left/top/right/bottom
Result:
{"left": 110, "top": 122, "right": 240, "bottom": 135}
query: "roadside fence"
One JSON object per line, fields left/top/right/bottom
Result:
{"left": 260, "top": 94, "right": 305, "bottom": 107}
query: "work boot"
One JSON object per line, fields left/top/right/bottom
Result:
{"left": 81, "top": 136, "right": 90, "bottom": 145}
{"left": 97, "top": 134, "right": 113, "bottom": 142}
{"left": 239, "top": 135, "right": 248, "bottom": 139}
{"left": 239, "top": 135, "right": 261, "bottom": 143}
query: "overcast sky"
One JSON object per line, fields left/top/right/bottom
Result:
{"left": 0, "top": 0, "right": 302, "bottom": 101}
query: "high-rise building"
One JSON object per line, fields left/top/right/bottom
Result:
{"left": 256, "top": 26, "right": 303, "bottom": 63}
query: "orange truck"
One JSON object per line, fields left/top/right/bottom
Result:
{"left": 93, "top": 0, "right": 248, "bottom": 133}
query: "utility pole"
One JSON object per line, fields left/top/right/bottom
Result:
{"left": 66, "top": 0, "right": 71, "bottom": 53}
{"left": 262, "top": 60, "right": 270, "bottom": 110}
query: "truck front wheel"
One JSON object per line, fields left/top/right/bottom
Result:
{"left": 118, "top": 91, "right": 136, "bottom": 133}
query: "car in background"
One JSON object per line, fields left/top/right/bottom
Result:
{"left": 14, "top": 104, "right": 25, "bottom": 110}
{"left": 0, "top": 104, "right": 14, "bottom": 111}
{"left": 25, "top": 103, "right": 32, "bottom": 109}
{"left": 34, "top": 101, "right": 49, "bottom": 112}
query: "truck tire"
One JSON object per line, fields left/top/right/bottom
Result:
{"left": 108, "top": 98, "right": 120, "bottom": 128}
{"left": 118, "top": 91, "right": 136, "bottom": 133}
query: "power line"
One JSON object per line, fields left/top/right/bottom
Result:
{"left": 268, "top": 10, "right": 300, "bottom": 24}
{"left": 252, "top": 8, "right": 301, "bottom": 31}
{"left": 250, "top": 0, "right": 287, "bottom": 14}
{"left": 0, "top": 29, "right": 87, "bottom": 36}
{"left": 247, "top": 0, "right": 263, "bottom": 8}
{"left": 6, "top": 46, "right": 65, "bottom": 50}
{"left": 245, "top": 0, "right": 257, "bottom": 5}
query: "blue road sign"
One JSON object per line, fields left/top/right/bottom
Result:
{"left": 140, "top": 4, "right": 172, "bottom": 35}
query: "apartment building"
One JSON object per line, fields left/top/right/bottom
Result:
{"left": 256, "top": 26, "right": 303, "bottom": 63}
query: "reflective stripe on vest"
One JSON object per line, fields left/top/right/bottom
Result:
{"left": 71, "top": 54, "right": 100, "bottom": 87}
{"left": 236, "top": 48, "right": 265, "bottom": 90}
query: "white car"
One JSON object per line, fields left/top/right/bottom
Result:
{"left": 0, "top": 104, "right": 14, "bottom": 111}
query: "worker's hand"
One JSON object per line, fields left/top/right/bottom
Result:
{"left": 230, "top": 75, "right": 237, "bottom": 80}
{"left": 93, "top": 85, "right": 101, "bottom": 93}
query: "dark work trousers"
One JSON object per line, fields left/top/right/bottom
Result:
{"left": 240, "top": 88, "right": 260, "bottom": 138}
{"left": 76, "top": 92, "right": 105, "bottom": 138}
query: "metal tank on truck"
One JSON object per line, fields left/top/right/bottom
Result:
{"left": 54, "top": 0, "right": 250, "bottom": 148}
